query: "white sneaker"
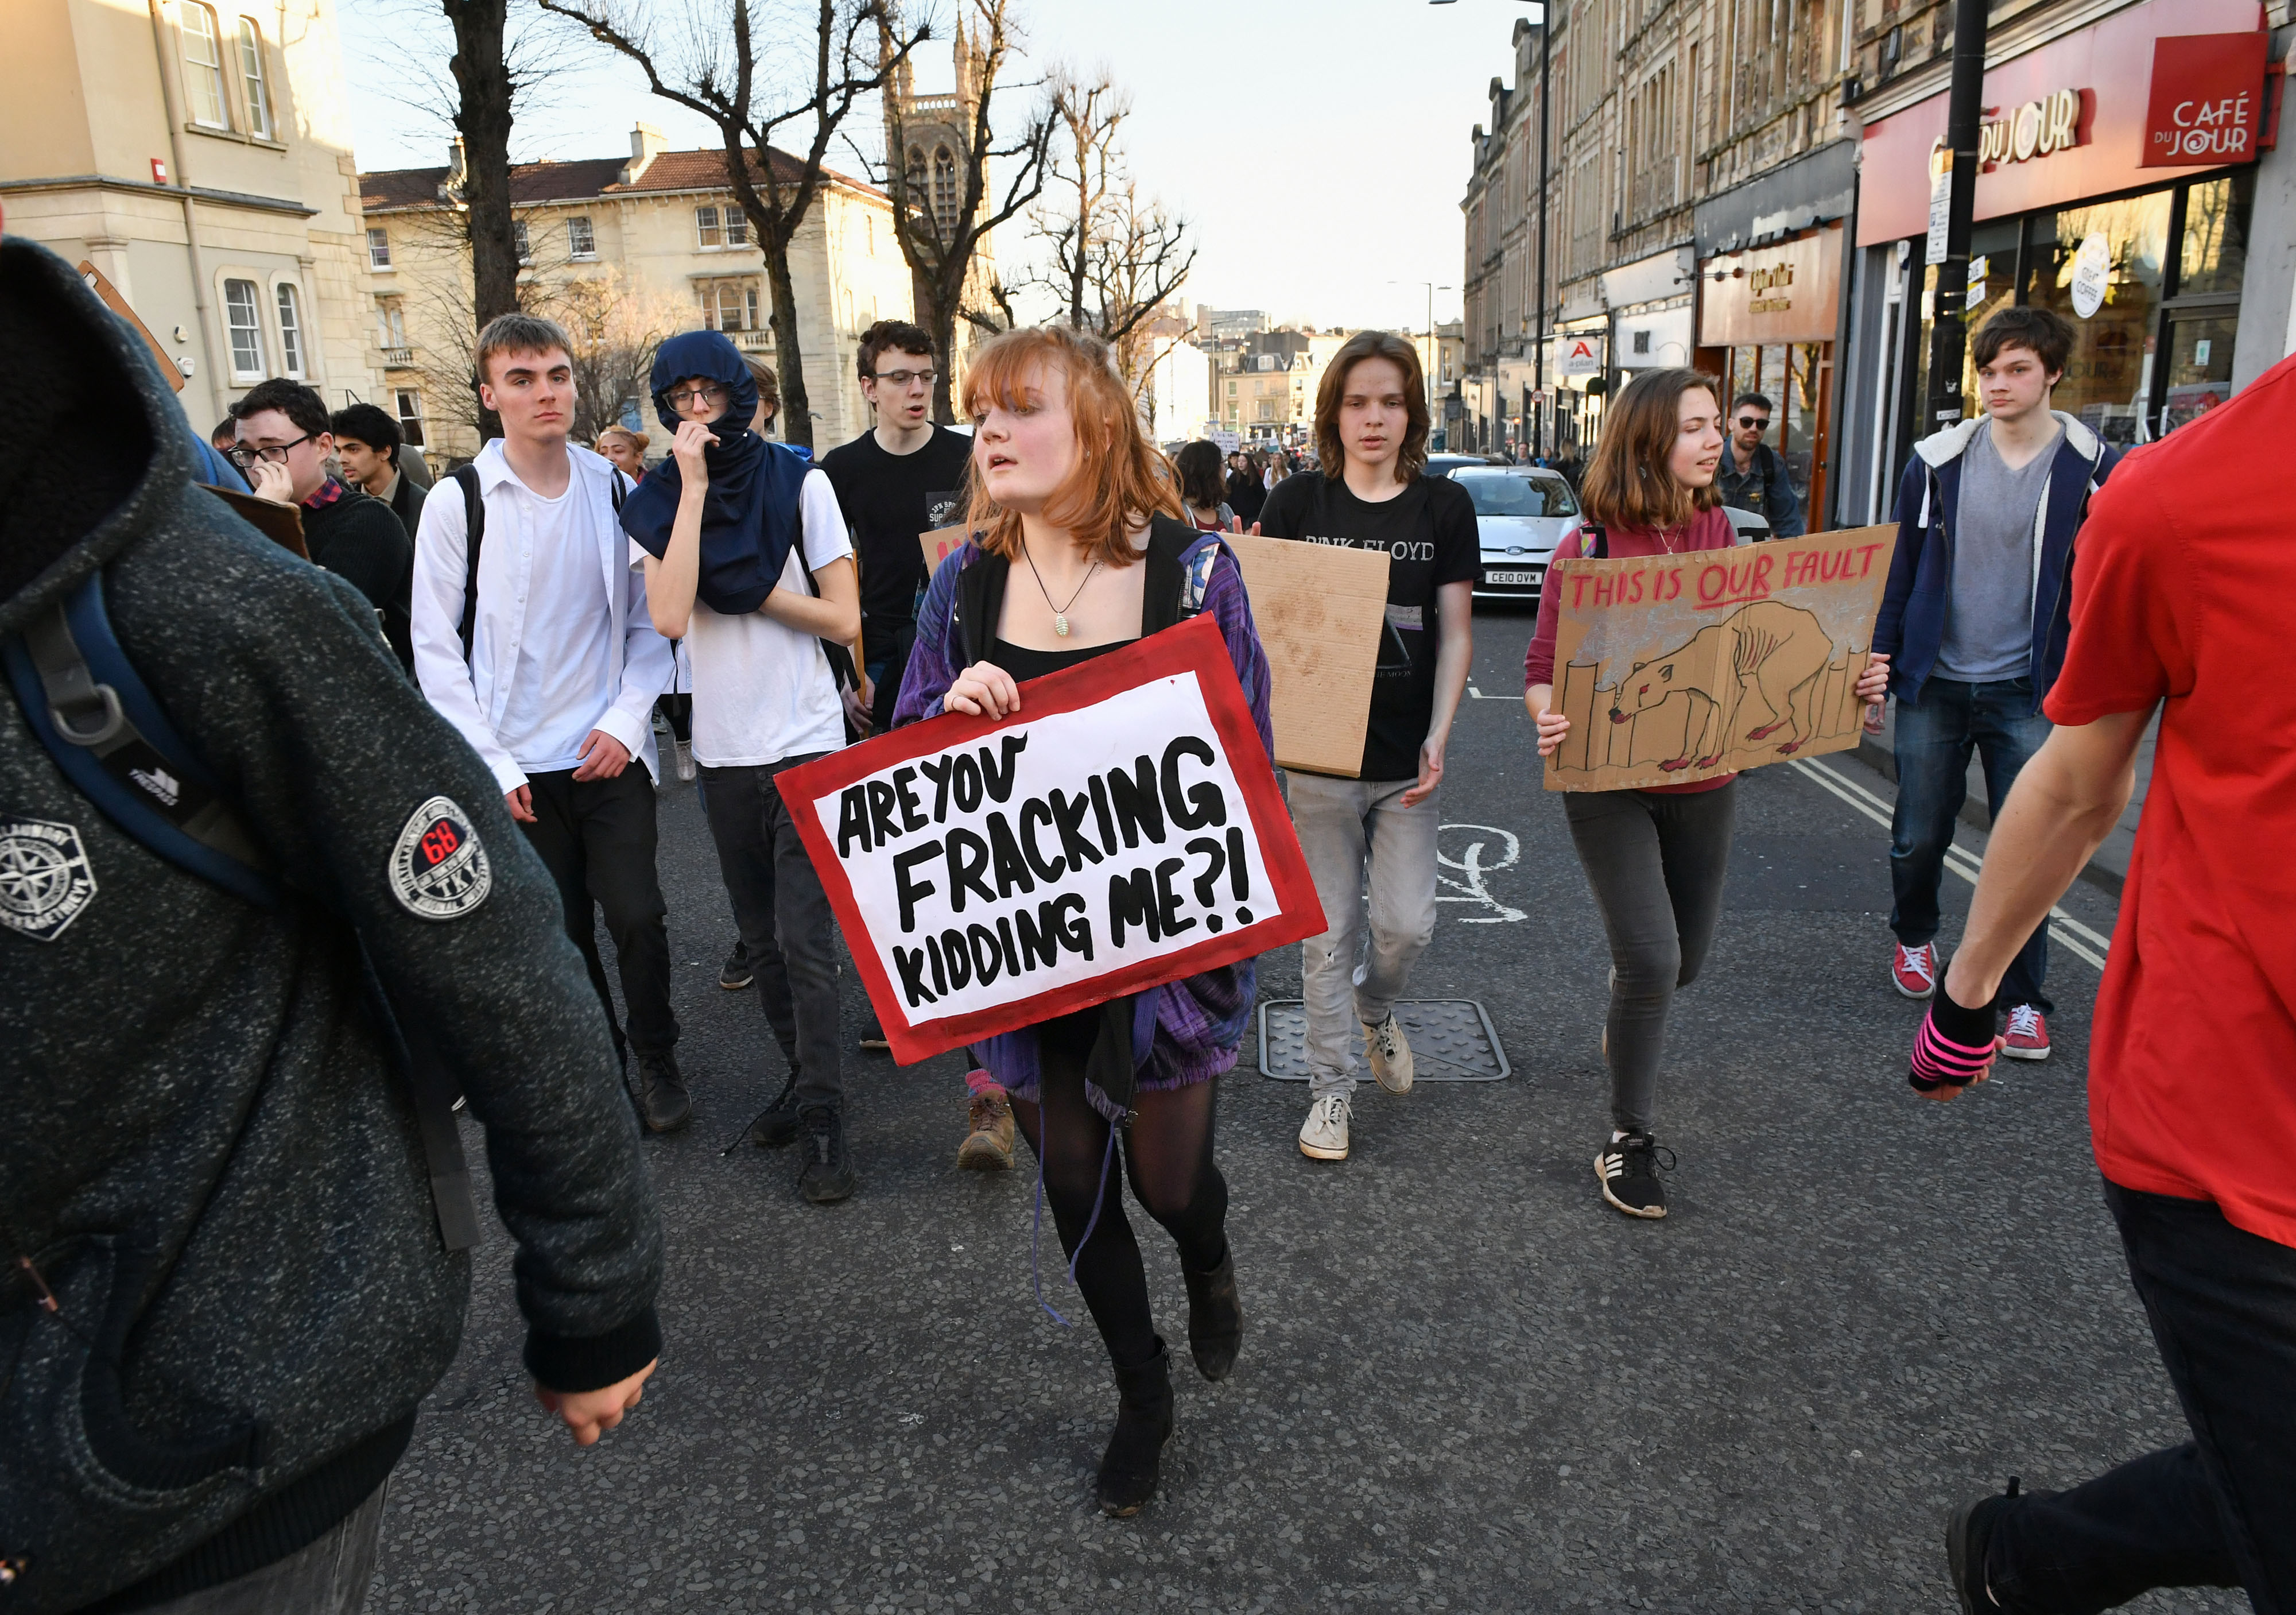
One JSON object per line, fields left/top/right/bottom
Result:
{"left": 1363, "top": 1016, "right": 1414, "bottom": 1094}
{"left": 674, "top": 735, "right": 696, "bottom": 783}
{"left": 1297, "top": 1094, "right": 1351, "bottom": 1161}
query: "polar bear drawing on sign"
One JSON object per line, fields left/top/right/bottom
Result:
{"left": 1607, "top": 601, "right": 1835, "bottom": 772}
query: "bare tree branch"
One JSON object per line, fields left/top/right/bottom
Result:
{"left": 536, "top": 0, "right": 928, "bottom": 448}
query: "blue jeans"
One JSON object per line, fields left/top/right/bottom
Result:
{"left": 1984, "top": 1182, "right": 2296, "bottom": 1613}
{"left": 1888, "top": 676, "right": 2053, "bottom": 1013}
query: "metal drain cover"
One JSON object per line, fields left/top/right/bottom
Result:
{"left": 1256, "top": 1000, "right": 1510, "bottom": 1082}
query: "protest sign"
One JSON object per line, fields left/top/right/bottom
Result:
{"left": 1224, "top": 532, "right": 1390, "bottom": 777}
{"left": 1543, "top": 525, "right": 1892, "bottom": 792}
{"left": 920, "top": 522, "right": 971, "bottom": 581}
{"left": 775, "top": 613, "right": 1325, "bottom": 1064}
{"left": 78, "top": 262, "right": 183, "bottom": 393}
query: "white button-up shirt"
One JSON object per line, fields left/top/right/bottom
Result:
{"left": 410, "top": 440, "right": 671, "bottom": 793}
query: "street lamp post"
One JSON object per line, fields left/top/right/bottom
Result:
{"left": 1387, "top": 279, "right": 1453, "bottom": 421}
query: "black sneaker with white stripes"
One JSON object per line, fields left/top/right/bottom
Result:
{"left": 1595, "top": 1131, "right": 1675, "bottom": 1219}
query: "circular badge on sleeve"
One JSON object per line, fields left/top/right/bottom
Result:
{"left": 388, "top": 795, "right": 492, "bottom": 920}
{"left": 0, "top": 817, "right": 98, "bottom": 943}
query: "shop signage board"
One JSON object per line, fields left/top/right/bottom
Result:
{"left": 1558, "top": 336, "right": 1605, "bottom": 377}
{"left": 774, "top": 615, "right": 1325, "bottom": 1063}
{"left": 1542, "top": 528, "right": 1892, "bottom": 793}
{"left": 1699, "top": 227, "right": 1846, "bottom": 347}
{"left": 2142, "top": 32, "right": 2270, "bottom": 167}
{"left": 1856, "top": 0, "right": 2267, "bottom": 247}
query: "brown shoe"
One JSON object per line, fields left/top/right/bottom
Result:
{"left": 957, "top": 1086, "right": 1015, "bottom": 1171}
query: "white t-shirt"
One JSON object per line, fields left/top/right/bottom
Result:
{"left": 496, "top": 477, "right": 613, "bottom": 773}
{"left": 682, "top": 468, "right": 853, "bottom": 768}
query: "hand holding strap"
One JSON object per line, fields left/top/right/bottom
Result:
{"left": 1910, "top": 976, "right": 1998, "bottom": 1093}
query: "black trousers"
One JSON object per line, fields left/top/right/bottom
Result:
{"left": 699, "top": 754, "right": 843, "bottom": 1110}
{"left": 519, "top": 767, "right": 677, "bottom": 1055}
{"left": 1988, "top": 1180, "right": 2296, "bottom": 1613}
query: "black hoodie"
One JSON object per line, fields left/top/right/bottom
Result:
{"left": 0, "top": 241, "right": 662, "bottom": 1611}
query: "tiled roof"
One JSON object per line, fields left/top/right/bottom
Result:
{"left": 359, "top": 146, "right": 884, "bottom": 214}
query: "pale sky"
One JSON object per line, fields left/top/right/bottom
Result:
{"left": 335, "top": 1, "right": 1546, "bottom": 334}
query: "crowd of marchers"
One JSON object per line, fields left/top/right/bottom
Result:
{"left": 5, "top": 222, "right": 2293, "bottom": 1615}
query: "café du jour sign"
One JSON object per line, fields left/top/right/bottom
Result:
{"left": 2142, "top": 32, "right": 2269, "bottom": 168}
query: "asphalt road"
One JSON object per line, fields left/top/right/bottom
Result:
{"left": 370, "top": 601, "right": 2231, "bottom": 1615}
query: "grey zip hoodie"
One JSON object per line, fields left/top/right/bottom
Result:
{"left": 0, "top": 241, "right": 661, "bottom": 1611}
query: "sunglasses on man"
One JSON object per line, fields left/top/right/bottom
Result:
{"left": 1736, "top": 415, "right": 1770, "bottom": 432}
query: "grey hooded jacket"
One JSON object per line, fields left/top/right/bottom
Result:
{"left": 0, "top": 242, "right": 661, "bottom": 1611}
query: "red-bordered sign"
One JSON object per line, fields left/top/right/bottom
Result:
{"left": 775, "top": 614, "right": 1325, "bottom": 1065}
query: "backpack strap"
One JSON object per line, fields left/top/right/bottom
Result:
{"left": 452, "top": 463, "right": 484, "bottom": 665}
{"left": 2, "top": 571, "right": 479, "bottom": 1252}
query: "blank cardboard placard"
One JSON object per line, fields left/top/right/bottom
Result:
{"left": 78, "top": 262, "right": 183, "bottom": 393}
{"left": 1225, "top": 532, "right": 1391, "bottom": 779}
{"left": 1543, "top": 525, "right": 1894, "bottom": 792}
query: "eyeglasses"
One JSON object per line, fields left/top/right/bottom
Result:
{"left": 665, "top": 384, "right": 730, "bottom": 409}
{"left": 224, "top": 433, "right": 313, "bottom": 468}
{"left": 869, "top": 368, "right": 937, "bottom": 390}
{"left": 1736, "top": 416, "right": 1770, "bottom": 431}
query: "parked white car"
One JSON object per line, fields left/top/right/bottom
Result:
{"left": 1447, "top": 466, "right": 1583, "bottom": 603}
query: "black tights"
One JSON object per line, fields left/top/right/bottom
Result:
{"left": 1011, "top": 1011, "right": 1228, "bottom": 1370}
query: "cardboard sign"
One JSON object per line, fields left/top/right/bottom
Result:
{"left": 921, "top": 522, "right": 971, "bottom": 580}
{"left": 775, "top": 614, "right": 1325, "bottom": 1064}
{"left": 1224, "top": 532, "right": 1390, "bottom": 778}
{"left": 202, "top": 483, "right": 308, "bottom": 558}
{"left": 78, "top": 261, "right": 184, "bottom": 393}
{"left": 1543, "top": 526, "right": 1892, "bottom": 793}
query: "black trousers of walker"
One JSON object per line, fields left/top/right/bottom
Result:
{"left": 1987, "top": 1180, "right": 2296, "bottom": 1613}
{"left": 518, "top": 766, "right": 678, "bottom": 1055}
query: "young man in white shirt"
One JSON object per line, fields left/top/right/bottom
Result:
{"left": 409, "top": 313, "right": 687, "bottom": 1131}
{"left": 631, "top": 332, "right": 863, "bottom": 1203}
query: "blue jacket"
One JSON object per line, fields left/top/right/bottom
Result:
{"left": 1874, "top": 410, "right": 2117, "bottom": 714}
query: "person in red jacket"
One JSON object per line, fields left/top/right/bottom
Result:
{"left": 1914, "top": 354, "right": 2296, "bottom": 1613}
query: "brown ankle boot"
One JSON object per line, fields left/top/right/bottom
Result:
{"left": 957, "top": 1086, "right": 1015, "bottom": 1171}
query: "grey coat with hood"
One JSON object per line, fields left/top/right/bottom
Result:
{"left": 0, "top": 242, "right": 662, "bottom": 1610}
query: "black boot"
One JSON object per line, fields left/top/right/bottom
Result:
{"left": 1182, "top": 1247, "right": 1242, "bottom": 1382}
{"left": 1095, "top": 1341, "right": 1174, "bottom": 1518}
{"left": 634, "top": 1047, "right": 691, "bottom": 1134}
{"left": 796, "top": 1103, "right": 858, "bottom": 1204}
{"left": 744, "top": 1071, "right": 800, "bottom": 1149}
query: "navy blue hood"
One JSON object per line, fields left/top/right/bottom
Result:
{"left": 618, "top": 330, "right": 808, "bottom": 617}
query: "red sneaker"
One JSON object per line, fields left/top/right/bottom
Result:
{"left": 2002, "top": 1005, "right": 2051, "bottom": 1062}
{"left": 1891, "top": 942, "right": 1938, "bottom": 1000}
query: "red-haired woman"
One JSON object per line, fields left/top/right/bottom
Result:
{"left": 1525, "top": 370, "right": 1886, "bottom": 1219}
{"left": 893, "top": 326, "right": 1271, "bottom": 1517}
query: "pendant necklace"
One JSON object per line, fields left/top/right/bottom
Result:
{"left": 1022, "top": 539, "right": 1099, "bottom": 637}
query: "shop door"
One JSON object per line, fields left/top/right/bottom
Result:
{"left": 2154, "top": 312, "right": 2239, "bottom": 437}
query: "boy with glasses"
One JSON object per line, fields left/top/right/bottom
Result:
{"left": 1713, "top": 390, "right": 1805, "bottom": 538}
{"left": 231, "top": 378, "right": 415, "bottom": 669}
{"left": 817, "top": 320, "right": 975, "bottom": 1077}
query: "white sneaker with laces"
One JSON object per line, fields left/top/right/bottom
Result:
{"left": 674, "top": 736, "right": 697, "bottom": 783}
{"left": 1363, "top": 1016, "right": 1414, "bottom": 1094}
{"left": 1297, "top": 1094, "right": 1351, "bottom": 1161}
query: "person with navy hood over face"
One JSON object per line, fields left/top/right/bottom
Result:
{"left": 623, "top": 331, "right": 864, "bottom": 1204}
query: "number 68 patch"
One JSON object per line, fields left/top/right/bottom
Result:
{"left": 388, "top": 795, "right": 492, "bottom": 920}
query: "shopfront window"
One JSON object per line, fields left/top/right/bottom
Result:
{"left": 1718, "top": 343, "right": 1829, "bottom": 521}
{"left": 2024, "top": 191, "right": 2171, "bottom": 448}
{"left": 2178, "top": 172, "right": 2252, "bottom": 297}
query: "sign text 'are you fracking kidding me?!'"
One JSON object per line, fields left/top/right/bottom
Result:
{"left": 774, "top": 614, "right": 1326, "bottom": 1064}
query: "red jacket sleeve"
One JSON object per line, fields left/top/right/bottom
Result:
{"left": 1524, "top": 528, "right": 1591, "bottom": 688}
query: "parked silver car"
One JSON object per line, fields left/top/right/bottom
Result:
{"left": 1448, "top": 466, "right": 1583, "bottom": 602}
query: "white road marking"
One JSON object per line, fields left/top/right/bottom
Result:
{"left": 1789, "top": 756, "right": 2111, "bottom": 972}
{"left": 1437, "top": 823, "right": 1528, "bottom": 923}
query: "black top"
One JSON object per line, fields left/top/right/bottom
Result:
{"left": 819, "top": 424, "right": 973, "bottom": 632}
{"left": 1255, "top": 471, "right": 1478, "bottom": 780}
{"left": 991, "top": 634, "right": 1137, "bottom": 682}
{"left": 301, "top": 482, "right": 414, "bottom": 669}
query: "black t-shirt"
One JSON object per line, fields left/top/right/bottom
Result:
{"left": 818, "top": 425, "right": 973, "bottom": 630}
{"left": 1257, "top": 471, "right": 1478, "bottom": 780}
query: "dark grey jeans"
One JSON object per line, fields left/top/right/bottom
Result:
{"left": 1562, "top": 780, "right": 1738, "bottom": 1134}
{"left": 699, "top": 754, "right": 843, "bottom": 1111}
{"left": 128, "top": 1485, "right": 384, "bottom": 1614}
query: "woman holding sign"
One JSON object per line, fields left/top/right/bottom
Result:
{"left": 891, "top": 325, "right": 1272, "bottom": 1519}
{"left": 1523, "top": 369, "right": 1887, "bottom": 1219}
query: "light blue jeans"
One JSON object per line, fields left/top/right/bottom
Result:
{"left": 1287, "top": 772, "right": 1440, "bottom": 1100}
